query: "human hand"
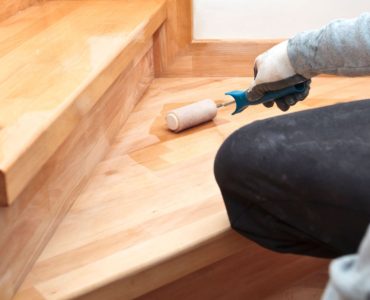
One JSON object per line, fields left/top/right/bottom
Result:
{"left": 248, "top": 41, "right": 311, "bottom": 111}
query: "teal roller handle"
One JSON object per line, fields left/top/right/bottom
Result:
{"left": 225, "top": 82, "right": 308, "bottom": 115}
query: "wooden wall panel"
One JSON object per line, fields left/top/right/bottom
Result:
{"left": 0, "top": 42, "right": 154, "bottom": 300}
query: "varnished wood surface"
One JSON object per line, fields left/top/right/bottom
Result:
{"left": 16, "top": 76, "right": 370, "bottom": 299}
{"left": 139, "top": 247, "right": 329, "bottom": 300}
{"left": 0, "top": 0, "right": 166, "bottom": 205}
{"left": 152, "top": 0, "right": 280, "bottom": 77}
{"left": 153, "top": 0, "right": 192, "bottom": 76}
{"left": 0, "top": 0, "right": 45, "bottom": 22}
{"left": 152, "top": 0, "right": 327, "bottom": 77}
{"left": 159, "top": 40, "right": 282, "bottom": 77}
{"left": 0, "top": 36, "right": 155, "bottom": 300}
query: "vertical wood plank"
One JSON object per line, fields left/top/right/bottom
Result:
{"left": 153, "top": 0, "right": 192, "bottom": 76}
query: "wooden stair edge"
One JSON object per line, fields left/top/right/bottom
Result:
{"left": 0, "top": 0, "right": 167, "bottom": 206}
{"left": 0, "top": 1, "right": 167, "bottom": 298}
{"left": 17, "top": 216, "right": 251, "bottom": 300}
{"left": 138, "top": 247, "right": 330, "bottom": 300}
{"left": 14, "top": 76, "right": 368, "bottom": 300}
{"left": 77, "top": 230, "right": 250, "bottom": 300}
{"left": 1, "top": 41, "right": 155, "bottom": 300}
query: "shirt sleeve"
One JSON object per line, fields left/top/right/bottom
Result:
{"left": 321, "top": 224, "right": 370, "bottom": 300}
{"left": 288, "top": 13, "right": 370, "bottom": 78}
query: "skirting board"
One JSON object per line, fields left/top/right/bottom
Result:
{"left": 150, "top": 0, "right": 282, "bottom": 77}
{"left": 157, "top": 40, "right": 282, "bottom": 77}
{"left": 154, "top": 39, "right": 336, "bottom": 78}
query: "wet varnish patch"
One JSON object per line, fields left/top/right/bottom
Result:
{"left": 129, "top": 101, "right": 231, "bottom": 171}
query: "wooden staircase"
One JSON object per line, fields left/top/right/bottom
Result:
{"left": 2, "top": 0, "right": 369, "bottom": 299}
{"left": 0, "top": 0, "right": 164, "bottom": 298}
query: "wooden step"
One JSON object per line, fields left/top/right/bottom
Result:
{"left": 0, "top": 1, "right": 166, "bottom": 298}
{"left": 15, "top": 76, "right": 370, "bottom": 299}
{"left": 139, "top": 248, "right": 329, "bottom": 300}
{"left": 0, "top": 0, "right": 165, "bottom": 206}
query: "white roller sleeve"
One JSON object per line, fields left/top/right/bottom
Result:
{"left": 166, "top": 99, "right": 218, "bottom": 132}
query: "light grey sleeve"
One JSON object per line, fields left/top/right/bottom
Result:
{"left": 288, "top": 13, "right": 370, "bottom": 78}
{"left": 321, "top": 224, "right": 370, "bottom": 300}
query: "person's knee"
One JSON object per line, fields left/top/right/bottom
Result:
{"left": 214, "top": 116, "right": 301, "bottom": 226}
{"left": 213, "top": 133, "right": 233, "bottom": 189}
{"left": 214, "top": 126, "right": 250, "bottom": 191}
{"left": 214, "top": 121, "right": 274, "bottom": 227}
{"left": 214, "top": 119, "right": 277, "bottom": 190}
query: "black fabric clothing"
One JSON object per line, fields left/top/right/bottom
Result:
{"left": 214, "top": 99, "right": 370, "bottom": 258}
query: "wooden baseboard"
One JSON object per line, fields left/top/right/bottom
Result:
{"left": 155, "top": 40, "right": 281, "bottom": 77}
{"left": 152, "top": 0, "right": 278, "bottom": 77}
{"left": 0, "top": 43, "right": 154, "bottom": 300}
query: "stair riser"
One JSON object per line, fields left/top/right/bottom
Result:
{"left": 0, "top": 42, "right": 154, "bottom": 300}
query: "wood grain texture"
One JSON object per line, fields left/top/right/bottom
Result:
{"left": 161, "top": 40, "right": 282, "bottom": 77}
{"left": 0, "top": 41, "right": 155, "bottom": 300}
{"left": 153, "top": 0, "right": 332, "bottom": 77}
{"left": 153, "top": 0, "right": 192, "bottom": 76}
{"left": 0, "top": 0, "right": 166, "bottom": 205}
{"left": 139, "top": 247, "right": 329, "bottom": 300}
{"left": 0, "top": 0, "right": 46, "bottom": 22}
{"left": 152, "top": 0, "right": 280, "bottom": 77}
{"left": 16, "top": 76, "right": 370, "bottom": 300}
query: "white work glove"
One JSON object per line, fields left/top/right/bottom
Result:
{"left": 248, "top": 40, "right": 311, "bottom": 111}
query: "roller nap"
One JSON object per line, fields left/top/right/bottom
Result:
{"left": 166, "top": 99, "right": 217, "bottom": 132}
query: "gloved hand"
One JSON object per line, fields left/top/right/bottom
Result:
{"left": 248, "top": 40, "right": 311, "bottom": 111}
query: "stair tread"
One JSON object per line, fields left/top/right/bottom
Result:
{"left": 15, "top": 76, "right": 370, "bottom": 299}
{"left": 0, "top": 0, "right": 166, "bottom": 205}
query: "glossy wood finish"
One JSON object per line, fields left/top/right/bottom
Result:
{"left": 139, "top": 248, "right": 329, "bottom": 300}
{"left": 0, "top": 0, "right": 166, "bottom": 205}
{"left": 0, "top": 1, "right": 162, "bottom": 296}
{"left": 153, "top": 0, "right": 192, "bottom": 76}
{"left": 16, "top": 76, "right": 370, "bottom": 300}
{"left": 152, "top": 0, "right": 281, "bottom": 77}
{"left": 1, "top": 44, "right": 154, "bottom": 300}
{"left": 3, "top": 0, "right": 369, "bottom": 298}
{"left": 160, "top": 40, "right": 281, "bottom": 77}
{"left": 0, "top": 0, "right": 44, "bottom": 22}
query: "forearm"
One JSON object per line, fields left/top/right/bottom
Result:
{"left": 288, "top": 13, "right": 370, "bottom": 78}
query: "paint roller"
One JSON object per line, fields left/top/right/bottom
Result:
{"left": 166, "top": 82, "right": 309, "bottom": 132}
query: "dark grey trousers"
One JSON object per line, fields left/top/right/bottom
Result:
{"left": 214, "top": 99, "right": 370, "bottom": 258}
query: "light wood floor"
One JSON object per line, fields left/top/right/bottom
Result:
{"left": 16, "top": 76, "right": 370, "bottom": 299}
